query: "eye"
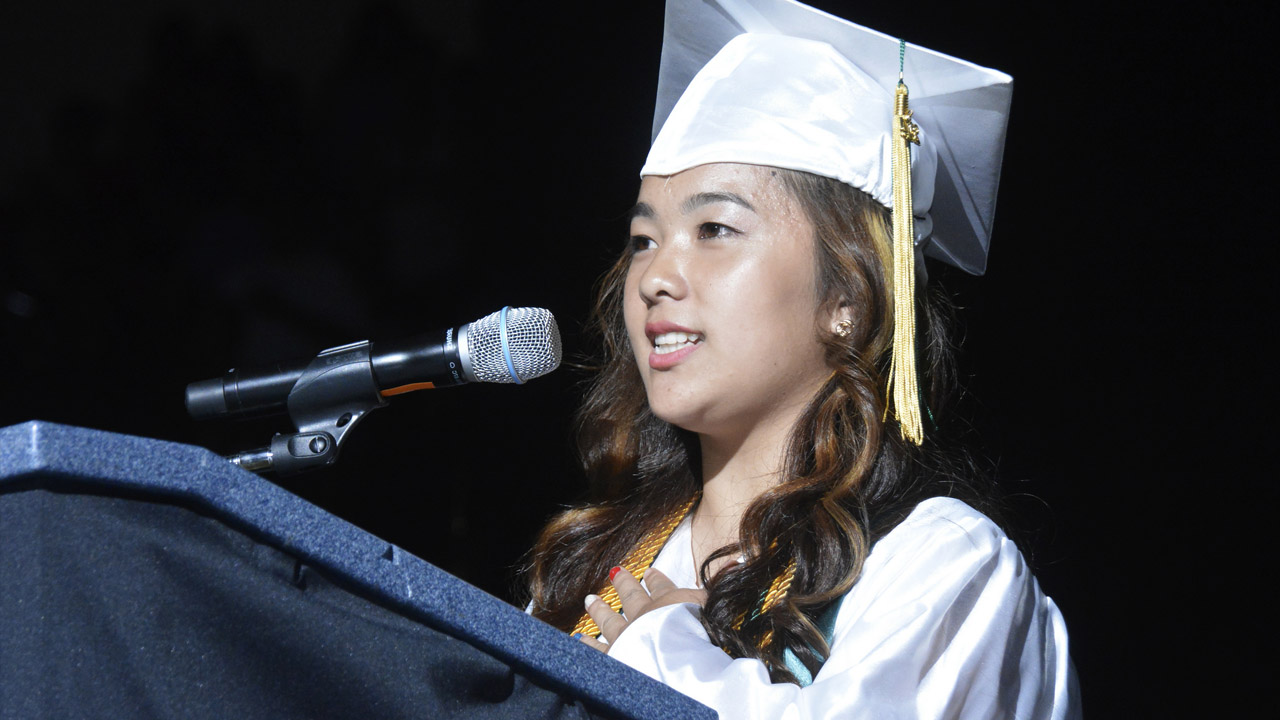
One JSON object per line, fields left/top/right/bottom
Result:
{"left": 629, "top": 235, "right": 656, "bottom": 253}
{"left": 698, "top": 222, "right": 738, "bottom": 240}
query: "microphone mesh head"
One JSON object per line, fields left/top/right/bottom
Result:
{"left": 466, "top": 307, "right": 562, "bottom": 383}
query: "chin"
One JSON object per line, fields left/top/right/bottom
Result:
{"left": 644, "top": 397, "right": 714, "bottom": 436}
{"left": 644, "top": 393, "right": 688, "bottom": 426}
{"left": 653, "top": 412, "right": 695, "bottom": 433}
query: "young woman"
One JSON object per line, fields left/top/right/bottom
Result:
{"left": 528, "top": 2, "right": 1078, "bottom": 717}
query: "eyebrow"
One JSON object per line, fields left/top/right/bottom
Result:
{"left": 681, "top": 191, "right": 755, "bottom": 215}
{"left": 628, "top": 202, "right": 656, "bottom": 221}
{"left": 627, "top": 192, "right": 756, "bottom": 222}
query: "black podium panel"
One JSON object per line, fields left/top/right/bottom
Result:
{"left": 0, "top": 422, "right": 715, "bottom": 720}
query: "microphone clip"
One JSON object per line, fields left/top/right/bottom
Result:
{"left": 226, "top": 340, "right": 387, "bottom": 476}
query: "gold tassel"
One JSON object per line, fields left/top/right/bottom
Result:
{"left": 887, "top": 78, "right": 925, "bottom": 445}
{"left": 570, "top": 496, "right": 697, "bottom": 638}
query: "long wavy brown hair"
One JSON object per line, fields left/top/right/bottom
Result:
{"left": 526, "top": 168, "right": 993, "bottom": 684}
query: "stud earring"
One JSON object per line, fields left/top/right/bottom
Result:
{"left": 835, "top": 320, "right": 853, "bottom": 338}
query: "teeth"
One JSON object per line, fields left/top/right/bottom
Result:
{"left": 653, "top": 331, "right": 702, "bottom": 355}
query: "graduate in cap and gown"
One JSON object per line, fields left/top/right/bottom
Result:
{"left": 526, "top": 1, "right": 1080, "bottom": 717}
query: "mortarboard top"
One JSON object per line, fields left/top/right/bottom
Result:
{"left": 640, "top": 0, "right": 1013, "bottom": 275}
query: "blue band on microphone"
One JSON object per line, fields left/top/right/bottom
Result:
{"left": 499, "top": 306, "right": 522, "bottom": 384}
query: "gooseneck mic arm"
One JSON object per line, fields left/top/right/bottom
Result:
{"left": 186, "top": 307, "right": 561, "bottom": 475}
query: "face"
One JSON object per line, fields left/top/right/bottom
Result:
{"left": 624, "top": 163, "right": 840, "bottom": 441}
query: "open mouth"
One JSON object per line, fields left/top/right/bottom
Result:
{"left": 652, "top": 331, "right": 703, "bottom": 355}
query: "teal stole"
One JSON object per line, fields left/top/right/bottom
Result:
{"left": 781, "top": 597, "right": 844, "bottom": 687}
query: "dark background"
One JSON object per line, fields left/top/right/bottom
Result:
{"left": 1, "top": 1, "right": 1270, "bottom": 716}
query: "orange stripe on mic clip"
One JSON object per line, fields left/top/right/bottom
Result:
{"left": 381, "top": 382, "right": 435, "bottom": 397}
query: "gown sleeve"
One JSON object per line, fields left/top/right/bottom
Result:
{"left": 606, "top": 498, "right": 1080, "bottom": 720}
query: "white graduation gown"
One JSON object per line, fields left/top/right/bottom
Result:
{"left": 607, "top": 497, "right": 1081, "bottom": 719}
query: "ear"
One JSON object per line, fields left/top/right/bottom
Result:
{"left": 827, "top": 300, "right": 854, "bottom": 335}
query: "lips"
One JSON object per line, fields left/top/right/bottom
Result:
{"left": 645, "top": 322, "right": 703, "bottom": 369}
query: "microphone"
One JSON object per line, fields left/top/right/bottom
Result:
{"left": 185, "top": 306, "right": 561, "bottom": 421}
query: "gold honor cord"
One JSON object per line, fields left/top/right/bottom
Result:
{"left": 571, "top": 496, "right": 697, "bottom": 638}
{"left": 571, "top": 496, "right": 800, "bottom": 655}
{"left": 887, "top": 60, "right": 925, "bottom": 445}
{"left": 732, "top": 558, "right": 797, "bottom": 651}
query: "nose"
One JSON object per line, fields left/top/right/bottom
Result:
{"left": 636, "top": 242, "right": 689, "bottom": 308}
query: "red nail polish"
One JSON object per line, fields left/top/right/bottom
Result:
{"left": 609, "top": 566, "right": 622, "bottom": 581}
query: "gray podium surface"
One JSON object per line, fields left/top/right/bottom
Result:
{"left": 0, "top": 421, "right": 715, "bottom": 720}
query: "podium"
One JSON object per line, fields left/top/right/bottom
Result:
{"left": 0, "top": 422, "right": 715, "bottom": 720}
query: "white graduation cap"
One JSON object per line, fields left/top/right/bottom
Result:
{"left": 640, "top": 0, "right": 1013, "bottom": 276}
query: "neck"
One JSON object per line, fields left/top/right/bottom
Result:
{"left": 689, "top": 411, "right": 799, "bottom": 578}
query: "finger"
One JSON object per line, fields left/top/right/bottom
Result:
{"left": 636, "top": 568, "right": 706, "bottom": 611}
{"left": 572, "top": 631, "right": 610, "bottom": 654}
{"left": 585, "top": 594, "right": 629, "bottom": 645}
{"left": 646, "top": 587, "right": 708, "bottom": 611}
{"left": 609, "top": 566, "right": 652, "bottom": 620}
{"left": 642, "top": 567, "right": 679, "bottom": 596}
